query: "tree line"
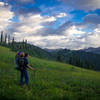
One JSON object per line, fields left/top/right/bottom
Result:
{"left": 0, "top": 31, "right": 28, "bottom": 48}
{"left": 57, "top": 51, "right": 95, "bottom": 70}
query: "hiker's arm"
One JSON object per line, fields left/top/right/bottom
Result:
{"left": 27, "top": 65, "right": 35, "bottom": 71}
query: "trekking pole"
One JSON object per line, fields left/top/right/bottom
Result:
{"left": 33, "top": 67, "right": 36, "bottom": 81}
{"left": 29, "top": 65, "right": 36, "bottom": 81}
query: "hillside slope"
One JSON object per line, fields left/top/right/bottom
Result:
{"left": 1, "top": 42, "right": 53, "bottom": 60}
{"left": 2, "top": 42, "right": 100, "bottom": 71}
{"left": 0, "top": 46, "right": 100, "bottom": 100}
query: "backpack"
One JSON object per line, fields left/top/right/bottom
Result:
{"left": 17, "top": 57, "right": 25, "bottom": 70}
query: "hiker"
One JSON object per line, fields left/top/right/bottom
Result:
{"left": 18, "top": 52, "right": 35, "bottom": 86}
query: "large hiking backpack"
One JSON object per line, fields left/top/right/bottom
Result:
{"left": 18, "top": 57, "right": 25, "bottom": 70}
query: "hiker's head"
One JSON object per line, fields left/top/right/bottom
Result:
{"left": 20, "top": 52, "right": 25, "bottom": 57}
{"left": 25, "top": 53, "right": 29, "bottom": 57}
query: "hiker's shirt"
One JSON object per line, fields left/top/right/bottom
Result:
{"left": 24, "top": 57, "right": 29, "bottom": 70}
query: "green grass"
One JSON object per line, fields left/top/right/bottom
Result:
{"left": 0, "top": 46, "right": 100, "bottom": 100}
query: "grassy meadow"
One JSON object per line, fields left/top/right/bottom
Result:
{"left": 0, "top": 46, "right": 100, "bottom": 100}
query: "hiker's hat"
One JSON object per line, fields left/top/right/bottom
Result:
{"left": 20, "top": 52, "right": 25, "bottom": 57}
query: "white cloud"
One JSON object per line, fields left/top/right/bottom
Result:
{"left": 9, "top": 14, "right": 100, "bottom": 50}
{"left": 8, "top": 14, "right": 57, "bottom": 40}
{"left": 63, "top": 24, "right": 100, "bottom": 50}
{"left": 0, "top": 2, "right": 14, "bottom": 30}
{"left": 0, "top": 2, "right": 4, "bottom": 6}
{"left": 85, "top": 25, "right": 100, "bottom": 48}
{"left": 56, "top": 13, "right": 67, "bottom": 18}
{"left": 64, "top": 25, "right": 85, "bottom": 37}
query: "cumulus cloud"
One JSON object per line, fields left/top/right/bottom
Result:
{"left": 7, "top": 12, "right": 100, "bottom": 50}
{"left": 59, "top": 0, "right": 100, "bottom": 11}
{"left": 40, "top": 19, "right": 100, "bottom": 50}
{"left": 0, "top": 2, "right": 14, "bottom": 30}
{"left": 7, "top": 14, "right": 57, "bottom": 40}
{"left": 84, "top": 25, "right": 100, "bottom": 48}
{"left": 64, "top": 25, "right": 85, "bottom": 37}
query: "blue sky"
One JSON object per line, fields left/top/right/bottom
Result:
{"left": 0, "top": 0, "right": 100, "bottom": 50}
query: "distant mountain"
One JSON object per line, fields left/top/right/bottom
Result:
{"left": 44, "top": 48, "right": 63, "bottom": 52}
{"left": 81, "top": 47, "right": 100, "bottom": 54}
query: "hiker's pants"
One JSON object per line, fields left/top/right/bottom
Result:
{"left": 20, "top": 70, "right": 29, "bottom": 85}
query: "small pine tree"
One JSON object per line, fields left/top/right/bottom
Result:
{"left": 85, "top": 60, "right": 91, "bottom": 69}
{"left": 5, "top": 34, "right": 7, "bottom": 44}
{"left": 57, "top": 55, "right": 63, "bottom": 62}
{"left": 8, "top": 35, "right": 10, "bottom": 44}
{"left": 11, "top": 37, "right": 15, "bottom": 48}
{"left": 0, "top": 31, "right": 3, "bottom": 43}
{"left": 22, "top": 39, "right": 26, "bottom": 49}
{"left": 25, "top": 40, "right": 27, "bottom": 48}
{"left": 69, "top": 56, "right": 72, "bottom": 64}
{"left": 75, "top": 56, "right": 83, "bottom": 67}
{"left": 90, "top": 64, "right": 95, "bottom": 70}
{"left": 12, "top": 37, "right": 15, "bottom": 43}
{"left": 25, "top": 40, "right": 27, "bottom": 44}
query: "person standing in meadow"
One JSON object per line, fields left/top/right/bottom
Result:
{"left": 22, "top": 53, "right": 35, "bottom": 86}
{"left": 19, "top": 52, "right": 29, "bottom": 86}
{"left": 16, "top": 52, "right": 35, "bottom": 86}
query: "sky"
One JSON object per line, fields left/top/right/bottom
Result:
{"left": 0, "top": 0, "right": 100, "bottom": 50}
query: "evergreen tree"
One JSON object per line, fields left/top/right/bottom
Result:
{"left": 22, "top": 39, "right": 26, "bottom": 49}
{"left": 0, "top": 31, "right": 3, "bottom": 43}
{"left": 85, "top": 60, "right": 95, "bottom": 69}
{"left": 25, "top": 40, "right": 27, "bottom": 48}
{"left": 23, "top": 39, "right": 25, "bottom": 43}
{"left": 5, "top": 34, "right": 7, "bottom": 44}
{"left": 8, "top": 35, "right": 10, "bottom": 44}
{"left": 90, "top": 64, "right": 95, "bottom": 70}
{"left": 75, "top": 56, "right": 83, "bottom": 67}
{"left": 57, "top": 55, "right": 63, "bottom": 62}
{"left": 12, "top": 37, "right": 15, "bottom": 43}
{"left": 69, "top": 56, "right": 72, "bottom": 64}
{"left": 85, "top": 60, "right": 91, "bottom": 69}
{"left": 11, "top": 37, "right": 15, "bottom": 48}
{"left": 25, "top": 40, "right": 27, "bottom": 44}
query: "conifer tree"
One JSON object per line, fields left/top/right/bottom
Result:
{"left": 69, "top": 56, "right": 72, "bottom": 64}
{"left": 75, "top": 56, "right": 83, "bottom": 67}
{"left": 0, "top": 31, "right": 3, "bottom": 43}
{"left": 5, "top": 34, "right": 7, "bottom": 44}
{"left": 12, "top": 37, "right": 15, "bottom": 43}
{"left": 8, "top": 35, "right": 10, "bottom": 44}
{"left": 57, "top": 55, "right": 63, "bottom": 62}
